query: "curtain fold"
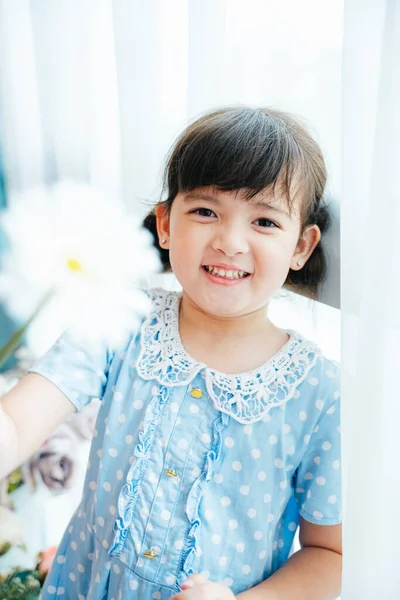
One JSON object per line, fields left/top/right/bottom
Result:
{"left": 341, "top": 0, "right": 400, "bottom": 597}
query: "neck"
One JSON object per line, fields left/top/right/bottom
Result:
{"left": 179, "top": 292, "right": 276, "bottom": 342}
{"left": 177, "top": 291, "right": 288, "bottom": 373}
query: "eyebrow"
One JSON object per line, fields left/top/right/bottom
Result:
{"left": 183, "top": 192, "right": 290, "bottom": 217}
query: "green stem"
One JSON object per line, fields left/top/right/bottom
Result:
{"left": 0, "top": 291, "right": 53, "bottom": 370}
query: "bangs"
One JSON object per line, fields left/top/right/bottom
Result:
{"left": 163, "top": 107, "right": 309, "bottom": 216}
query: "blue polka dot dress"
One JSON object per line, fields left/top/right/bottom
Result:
{"left": 29, "top": 288, "right": 341, "bottom": 599}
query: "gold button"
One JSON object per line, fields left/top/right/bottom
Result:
{"left": 144, "top": 550, "right": 157, "bottom": 559}
{"left": 165, "top": 468, "right": 178, "bottom": 477}
{"left": 190, "top": 388, "right": 203, "bottom": 399}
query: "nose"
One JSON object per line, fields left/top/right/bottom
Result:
{"left": 211, "top": 222, "right": 249, "bottom": 256}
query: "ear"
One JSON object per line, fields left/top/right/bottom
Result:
{"left": 291, "top": 224, "right": 321, "bottom": 270}
{"left": 154, "top": 204, "right": 170, "bottom": 249}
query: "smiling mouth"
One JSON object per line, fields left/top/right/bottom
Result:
{"left": 202, "top": 265, "right": 250, "bottom": 280}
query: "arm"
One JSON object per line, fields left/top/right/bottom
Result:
{"left": 171, "top": 520, "right": 342, "bottom": 600}
{"left": 237, "top": 519, "right": 342, "bottom": 600}
{"left": 0, "top": 373, "right": 76, "bottom": 479}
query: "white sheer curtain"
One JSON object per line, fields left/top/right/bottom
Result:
{"left": 0, "top": 0, "right": 342, "bottom": 312}
{"left": 0, "top": 0, "right": 121, "bottom": 196}
{"left": 341, "top": 1, "right": 400, "bottom": 598}
{"left": 0, "top": 0, "right": 345, "bottom": 573}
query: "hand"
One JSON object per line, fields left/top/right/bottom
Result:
{"left": 170, "top": 573, "right": 236, "bottom": 600}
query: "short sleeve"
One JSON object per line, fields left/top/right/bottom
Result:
{"left": 293, "top": 363, "right": 341, "bottom": 525}
{"left": 28, "top": 332, "right": 113, "bottom": 411}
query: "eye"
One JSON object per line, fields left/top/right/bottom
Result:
{"left": 254, "top": 218, "right": 278, "bottom": 228}
{"left": 190, "top": 208, "right": 216, "bottom": 218}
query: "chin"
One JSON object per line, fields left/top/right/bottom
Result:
{"left": 192, "top": 290, "right": 255, "bottom": 318}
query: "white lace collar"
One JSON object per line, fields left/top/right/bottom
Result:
{"left": 136, "top": 288, "right": 321, "bottom": 424}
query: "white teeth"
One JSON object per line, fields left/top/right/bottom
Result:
{"left": 205, "top": 266, "right": 248, "bottom": 279}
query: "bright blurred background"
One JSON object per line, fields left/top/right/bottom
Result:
{"left": 0, "top": 0, "right": 398, "bottom": 598}
{"left": 0, "top": 0, "right": 342, "bottom": 579}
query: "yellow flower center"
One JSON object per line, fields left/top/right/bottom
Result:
{"left": 66, "top": 258, "right": 83, "bottom": 273}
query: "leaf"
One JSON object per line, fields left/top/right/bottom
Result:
{"left": 0, "top": 291, "right": 53, "bottom": 369}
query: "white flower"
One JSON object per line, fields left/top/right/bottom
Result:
{"left": 0, "top": 181, "right": 160, "bottom": 350}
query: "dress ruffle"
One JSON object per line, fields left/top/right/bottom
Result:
{"left": 109, "top": 385, "right": 170, "bottom": 556}
{"left": 176, "top": 412, "right": 230, "bottom": 586}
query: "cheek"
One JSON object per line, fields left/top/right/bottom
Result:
{"left": 168, "top": 219, "right": 203, "bottom": 274}
{"left": 170, "top": 219, "right": 206, "bottom": 253}
{"left": 255, "top": 239, "right": 295, "bottom": 277}
{"left": 258, "top": 238, "right": 291, "bottom": 261}
{"left": 170, "top": 228, "right": 193, "bottom": 257}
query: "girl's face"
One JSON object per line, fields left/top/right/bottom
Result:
{"left": 156, "top": 187, "right": 320, "bottom": 319}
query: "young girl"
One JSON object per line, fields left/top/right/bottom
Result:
{"left": 0, "top": 107, "right": 341, "bottom": 599}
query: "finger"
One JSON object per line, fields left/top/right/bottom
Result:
{"left": 181, "top": 573, "right": 208, "bottom": 589}
{"left": 170, "top": 582, "right": 214, "bottom": 600}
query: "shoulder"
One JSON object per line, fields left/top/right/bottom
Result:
{"left": 288, "top": 327, "right": 339, "bottom": 371}
{"left": 53, "top": 288, "right": 169, "bottom": 367}
{"left": 287, "top": 329, "right": 340, "bottom": 403}
{"left": 309, "top": 354, "right": 340, "bottom": 387}
{"left": 287, "top": 328, "right": 339, "bottom": 377}
{"left": 307, "top": 355, "right": 340, "bottom": 418}
{"left": 296, "top": 355, "right": 341, "bottom": 433}
{"left": 309, "top": 353, "right": 340, "bottom": 390}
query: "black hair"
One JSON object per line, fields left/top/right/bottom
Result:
{"left": 143, "top": 106, "right": 332, "bottom": 300}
